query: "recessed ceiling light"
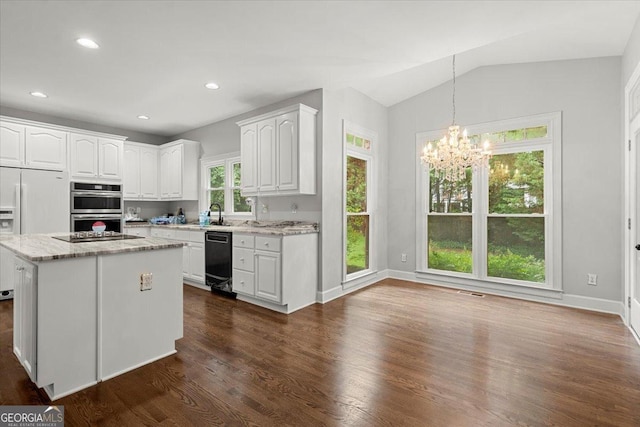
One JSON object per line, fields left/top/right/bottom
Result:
{"left": 137, "top": 115, "right": 150, "bottom": 120}
{"left": 76, "top": 38, "right": 99, "bottom": 49}
{"left": 205, "top": 82, "right": 219, "bottom": 90}
{"left": 30, "top": 91, "right": 48, "bottom": 98}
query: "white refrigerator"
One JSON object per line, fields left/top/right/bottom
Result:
{"left": 0, "top": 166, "right": 70, "bottom": 296}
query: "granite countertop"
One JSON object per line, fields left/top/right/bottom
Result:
{"left": 0, "top": 234, "right": 185, "bottom": 262}
{"left": 124, "top": 220, "right": 319, "bottom": 236}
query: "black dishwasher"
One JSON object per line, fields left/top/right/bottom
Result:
{"left": 205, "top": 231, "right": 235, "bottom": 296}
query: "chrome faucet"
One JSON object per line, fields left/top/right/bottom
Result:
{"left": 209, "top": 203, "right": 223, "bottom": 225}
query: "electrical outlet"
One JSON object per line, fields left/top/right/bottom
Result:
{"left": 140, "top": 273, "right": 153, "bottom": 291}
{"left": 587, "top": 273, "right": 597, "bottom": 286}
{"left": 401, "top": 253, "right": 407, "bottom": 262}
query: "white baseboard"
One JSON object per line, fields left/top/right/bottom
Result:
{"left": 387, "top": 269, "right": 624, "bottom": 317}
{"left": 316, "top": 269, "right": 391, "bottom": 304}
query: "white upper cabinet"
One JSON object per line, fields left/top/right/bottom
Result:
{"left": 237, "top": 104, "right": 317, "bottom": 196}
{"left": 0, "top": 121, "right": 25, "bottom": 167}
{"left": 70, "top": 133, "right": 123, "bottom": 181}
{"left": 139, "top": 145, "right": 159, "bottom": 199}
{"left": 98, "top": 139, "right": 123, "bottom": 179}
{"left": 25, "top": 127, "right": 67, "bottom": 171}
{"left": 257, "top": 119, "right": 277, "bottom": 193}
{"left": 159, "top": 139, "right": 199, "bottom": 200}
{"left": 1, "top": 120, "right": 66, "bottom": 171}
{"left": 276, "top": 112, "right": 298, "bottom": 192}
{"left": 124, "top": 142, "right": 160, "bottom": 200}
{"left": 126, "top": 139, "right": 198, "bottom": 202}
{"left": 240, "top": 125, "right": 258, "bottom": 193}
{"left": 70, "top": 134, "right": 98, "bottom": 178}
{"left": 123, "top": 143, "right": 141, "bottom": 198}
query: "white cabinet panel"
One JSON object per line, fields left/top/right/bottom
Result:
{"left": 98, "top": 139, "right": 123, "bottom": 180}
{"left": 276, "top": 112, "right": 298, "bottom": 192}
{"left": 232, "top": 269, "right": 254, "bottom": 296}
{"left": 25, "top": 127, "right": 67, "bottom": 171}
{"left": 189, "top": 243, "right": 205, "bottom": 282}
{"left": 255, "top": 251, "right": 281, "bottom": 303}
{"left": 240, "top": 125, "right": 258, "bottom": 193}
{"left": 123, "top": 144, "right": 141, "bottom": 198}
{"left": 0, "top": 121, "right": 25, "bottom": 167}
{"left": 255, "top": 235, "right": 281, "bottom": 252}
{"left": 257, "top": 119, "right": 277, "bottom": 192}
{"left": 0, "top": 247, "right": 14, "bottom": 293}
{"left": 140, "top": 146, "right": 158, "bottom": 199}
{"left": 124, "top": 227, "right": 150, "bottom": 237}
{"left": 13, "top": 257, "right": 37, "bottom": 382}
{"left": 233, "top": 247, "right": 254, "bottom": 272}
{"left": 70, "top": 134, "right": 99, "bottom": 178}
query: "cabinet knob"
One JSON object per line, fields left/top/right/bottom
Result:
{"left": 240, "top": 258, "right": 244, "bottom": 262}
{"left": 241, "top": 240, "right": 245, "bottom": 244}
{"left": 264, "top": 242, "right": 269, "bottom": 246}
{"left": 240, "top": 280, "right": 245, "bottom": 284}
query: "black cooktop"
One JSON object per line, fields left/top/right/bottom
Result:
{"left": 52, "top": 232, "right": 144, "bottom": 243}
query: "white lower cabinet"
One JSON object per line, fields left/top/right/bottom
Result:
{"left": 124, "top": 227, "right": 150, "bottom": 237}
{"left": 13, "top": 257, "right": 37, "bottom": 382}
{"left": 149, "top": 228, "right": 204, "bottom": 285}
{"left": 232, "top": 232, "right": 317, "bottom": 313}
{"left": 255, "top": 247, "right": 281, "bottom": 303}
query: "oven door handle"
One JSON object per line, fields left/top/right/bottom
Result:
{"left": 72, "top": 214, "right": 122, "bottom": 219}
{"left": 72, "top": 191, "right": 122, "bottom": 197}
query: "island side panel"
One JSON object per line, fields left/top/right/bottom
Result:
{"left": 99, "top": 247, "right": 183, "bottom": 381}
{"left": 282, "top": 233, "right": 318, "bottom": 312}
{"left": 37, "top": 256, "right": 98, "bottom": 399}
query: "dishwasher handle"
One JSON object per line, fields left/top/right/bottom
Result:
{"left": 206, "top": 232, "right": 230, "bottom": 244}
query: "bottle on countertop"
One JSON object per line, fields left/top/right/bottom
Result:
{"left": 177, "top": 207, "right": 186, "bottom": 224}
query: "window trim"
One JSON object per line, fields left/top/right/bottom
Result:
{"left": 343, "top": 120, "right": 377, "bottom": 285}
{"left": 201, "top": 152, "right": 254, "bottom": 217}
{"left": 415, "top": 112, "right": 562, "bottom": 292}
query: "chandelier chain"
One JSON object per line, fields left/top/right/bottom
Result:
{"left": 420, "top": 54, "right": 492, "bottom": 181}
{"left": 452, "top": 55, "right": 456, "bottom": 126}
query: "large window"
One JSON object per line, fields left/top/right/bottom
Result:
{"left": 201, "top": 155, "right": 252, "bottom": 216}
{"left": 417, "top": 113, "right": 561, "bottom": 290}
{"left": 344, "top": 121, "right": 376, "bottom": 283}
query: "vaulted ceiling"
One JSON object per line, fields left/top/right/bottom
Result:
{"left": 1, "top": 1, "right": 639, "bottom": 136}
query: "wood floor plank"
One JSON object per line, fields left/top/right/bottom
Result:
{"left": 1, "top": 278, "right": 639, "bottom": 426}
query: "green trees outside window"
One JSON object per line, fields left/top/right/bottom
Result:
{"left": 206, "top": 160, "right": 251, "bottom": 214}
{"left": 346, "top": 155, "right": 369, "bottom": 274}
{"left": 426, "top": 150, "right": 546, "bottom": 283}
{"left": 487, "top": 151, "right": 545, "bottom": 282}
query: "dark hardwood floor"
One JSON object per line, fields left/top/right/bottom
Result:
{"left": 1, "top": 279, "right": 639, "bottom": 426}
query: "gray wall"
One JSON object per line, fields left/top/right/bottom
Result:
{"left": 0, "top": 105, "right": 167, "bottom": 145}
{"left": 623, "top": 15, "right": 640, "bottom": 85}
{"left": 388, "top": 57, "right": 623, "bottom": 301}
{"left": 322, "top": 87, "right": 389, "bottom": 293}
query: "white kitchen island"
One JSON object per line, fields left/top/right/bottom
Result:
{"left": 0, "top": 233, "right": 184, "bottom": 401}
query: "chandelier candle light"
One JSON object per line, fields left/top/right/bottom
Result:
{"left": 421, "top": 55, "right": 491, "bottom": 181}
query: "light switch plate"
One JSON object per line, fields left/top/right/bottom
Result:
{"left": 140, "top": 273, "right": 153, "bottom": 291}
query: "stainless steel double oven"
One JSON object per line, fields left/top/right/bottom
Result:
{"left": 70, "top": 182, "right": 123, "bottom": 232}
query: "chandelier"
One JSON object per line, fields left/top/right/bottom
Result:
{"left": 420, "top": 55, "right": 491, "bottom": 181}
